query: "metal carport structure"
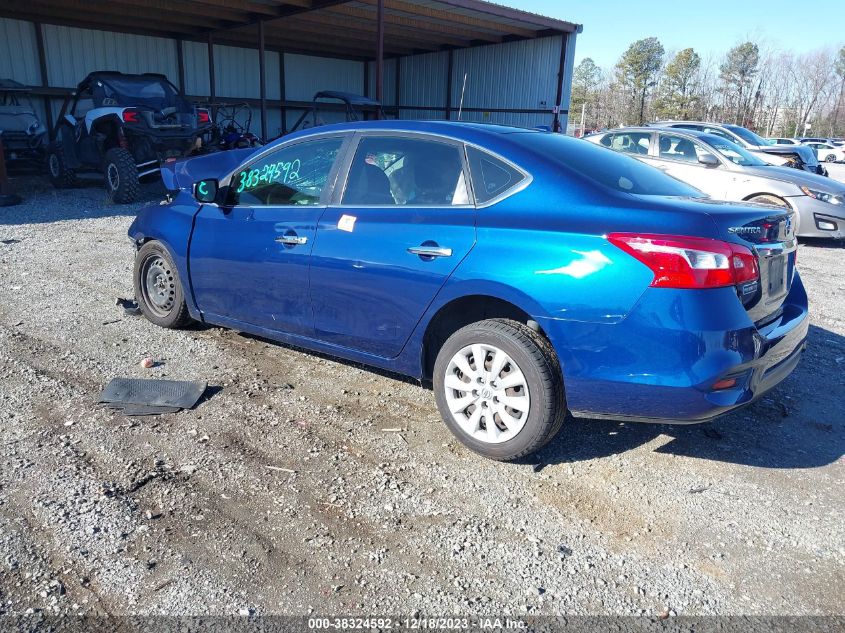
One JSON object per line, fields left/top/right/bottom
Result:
{"left": 0, "top": 0, "right": 581, "bottom": 140}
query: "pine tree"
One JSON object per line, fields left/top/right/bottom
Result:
{"left": 654, "top": 48, "right": 701, "bottom": 120}
{"left": 615, "top": 37, "right": 665, "bottom": 124}
{"left": 719, "top": 42, "right": 759, "bottom": 123}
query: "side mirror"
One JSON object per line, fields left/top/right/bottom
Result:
{"left": 698, "top": 153, "right": 720, "bottom": 168}
{"left": 194, "top": 179, "right": 218, "bottom": 203}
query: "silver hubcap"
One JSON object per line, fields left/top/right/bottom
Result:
{"left": 107, "top": 163, "right": 120, "bottom": 191}
{"left": 443, "top": 343, "right": 530, "bottom": 444}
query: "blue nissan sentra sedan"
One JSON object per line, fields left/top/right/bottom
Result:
{"left": 128, "top": 121, "right": 808, "bottom": 461}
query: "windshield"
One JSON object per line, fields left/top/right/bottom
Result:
{"left": 723, "top": 124, "right": 768, "bottom": 147}
{"left": 516, "top": 133, "right": 703, "bottom": 197}
{"left": 97, "top": 77, "right": 182, "bottom": 109}
{"left": 701, "top": 134, "right": 766, "bottom": 166}
{"left": 0, "top": 91, "right": 34, "bottom": 108}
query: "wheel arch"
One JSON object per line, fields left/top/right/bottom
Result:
{"left": 91, "top": 115, "right": 123, "bottom": 150}
{"left": 420, "top": 291, "right": 551, "bottom": 382}
{"left": 742, "top": 192, "right": 793, "bottom": 209}
{"left": 128, "top": 218, "right": 202, "bottom": 321}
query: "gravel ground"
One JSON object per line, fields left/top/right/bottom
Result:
{"left": 0, "top": 175, "right": 843, "bottom": 618}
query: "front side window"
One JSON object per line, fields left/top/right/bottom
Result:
{"left": 466, "top": 146, "right": 526, "bottom": 204}
{"left": 658, "top": 134, "right": 704, "bottom": 163}
{"left": 233, "top": 137, "right": 343, "bottom": 206}
{"left": 342, "top": 136, "right": 468, "bottom": 206}
{"left": 701, "top": 135, "right": 765, "bottom": 166}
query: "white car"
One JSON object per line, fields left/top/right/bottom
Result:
{"left": 802, "top": 141, "right": 845, "bottom": 163}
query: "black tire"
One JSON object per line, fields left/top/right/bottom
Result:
{"left": 104, "top": 147, "right": 140, "bottom": 204}
{"left": 748, "top": 194, "right": 789, "bottom": 209}
{"left": 747, "top": 195, "right": 799, "bottom": 234}
{"left": 825, "top": 154, "right": 837, "bottom": 163}
{"left": 133, "top": 241, "right": 193, "bottom": 329}
{"left": 46, "top": 144, "right": 77, "bottom": 189}
{"left": 433, "top": 318, "right": 566, "bottom": 461}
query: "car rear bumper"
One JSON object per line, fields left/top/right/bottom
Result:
{"left": 536, "top": 273, "right": 809, "bottom": 423}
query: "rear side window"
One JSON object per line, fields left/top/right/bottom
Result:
{"left": 466, "top": 146, "right": 526, "bottom": 204}
{"left": 342, "top": 136, "right": 468, "bottom": 206}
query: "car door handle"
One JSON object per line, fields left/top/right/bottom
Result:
{"left": 407, "top": 246, "right": 452, "bottom": 258}
{"left": 276, "top": 235, "right": 308, "bottom": 245}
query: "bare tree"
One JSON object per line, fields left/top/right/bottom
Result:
{"left": 573, "top": 39, "right": 843, "bottom": 136}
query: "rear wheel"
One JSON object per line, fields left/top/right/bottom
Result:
{"left": 825, "top": 154, "right": 837, "bottom": 163}
{"left": 46, "top": 144, "right": 77, "bottom": 189}
{"left": 747, "top": 194, "right": 788, "bottom": 208}
{"left": 104, "top": 147, "right": 140, "bottom": 204}
{"left": 133, "top": 241, "right": 193, "bottom": 329}
{"left": 747, "top": 194, "right": 800, "bottom": 234}
{"left": 433, "top": 318, "right": 566, "bottom": 461}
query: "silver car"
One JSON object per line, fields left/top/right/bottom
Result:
{"left": 585, "top": 127, "right": 845, "bottom": 239}
{"left": 652, "top": 120, "right": 826, "bottom": 176}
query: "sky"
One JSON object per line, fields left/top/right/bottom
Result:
{"left": 497, "top": 0, "right": 845, "bottom": 69}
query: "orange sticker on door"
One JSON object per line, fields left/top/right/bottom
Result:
{"left": 338, "top": 214, "right": 357, "bottom": 232}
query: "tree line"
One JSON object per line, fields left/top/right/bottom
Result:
{"left": 570, "top": 38, "right": 845, "bottom": 138}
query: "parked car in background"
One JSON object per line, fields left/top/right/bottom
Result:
{"left": 47, "top": 71, "right": 213, "bottom": 203}
{"left": 0, "top": 79, "right": 47, "bottom": 169}
{"left": 801, "top": 141, "right": 845, "bottom": 163}
{"left": 587, "top": 127, "right": 845, "bottom": 239}
{"left": 201, "top": 101, "right": 262, "bottom": 152}
{"left": 767, "top": 137, "right": 801, "bottom": 145}
{"left": 799, "top": 137, "right": 843, "bottom": 145}
{"left": 653, "top": 121, "right": 826, "bottom": 176}
{"left": 288, "top": 91, "right": 386, "bottom": 134}
{"left": 128, "top": 121, "right": 807, "bottom": 460}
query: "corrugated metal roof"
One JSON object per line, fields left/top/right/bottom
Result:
{"left": 0, "top": 0, "right": 581, "bottom": 60}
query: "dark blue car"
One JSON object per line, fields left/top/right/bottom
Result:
{"left": 128, "top": 121, "right": 808, "bottom": 460}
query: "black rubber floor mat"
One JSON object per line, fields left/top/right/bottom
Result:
{"left": 99, "top": 378, "right": 207, "bottom": 409}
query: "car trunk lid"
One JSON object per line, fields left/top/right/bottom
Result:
{"left": 703, "top": 201, "right": 797, "bottom": 323}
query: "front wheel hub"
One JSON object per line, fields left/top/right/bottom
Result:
{"left": 140, "top": 256, "right": 175, "bottom": 316}
{"left": 107, "top": 163, "right": 120, "bottom": 191}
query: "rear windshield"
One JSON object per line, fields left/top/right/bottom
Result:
{"left": 97, "top": 77, "right": 182, "bottom": 109}
{"left": 515, "top": 133, "right": 702, "bottom": 197}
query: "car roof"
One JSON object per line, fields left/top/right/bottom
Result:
{"left": 314, "top": 91, "right": 382, "bottom": 107}
{"left": 273, "top": 119, "right": 542, "bottom": 148}
{"left": 81, "top": 71, "right": 173, "bottom": 89}
{"left": 598, "top": 126, "right": 712, "bottom": 139}
{"left": 651, "top": 120, "right": 740, "bottom": 130}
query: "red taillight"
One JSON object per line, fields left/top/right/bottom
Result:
{"left": 607, "top": 233, "right": 759, "bottom": 289}
{"left": 197, "top": 109, "right": 211, "bottom": 124}
{"left": 122, "top": 109, "right": 139, "bottom": 123}
{"left": 712, "top": 377, "right": 737, "bottom": 390}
